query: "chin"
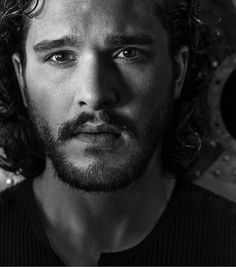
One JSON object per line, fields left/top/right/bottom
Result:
{"left": 64, "top": 144, "right": 132, "bottom": 168}
{"left": 49, "top": 145, "right": 154, "bottom": 193}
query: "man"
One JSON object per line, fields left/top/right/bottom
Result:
{"left": 0, "top": 0, "right": 236, "bottom": 265}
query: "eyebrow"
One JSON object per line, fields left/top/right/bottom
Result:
{"left": 33, "top": 33, "right": 156, "bottom": 53}
{"left": 104, "top": 33, "right": 156, "bottom": 46}
{"left": 33, "top": 35, "right": 81, "bottom": 53}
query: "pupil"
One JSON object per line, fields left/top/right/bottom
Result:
{"left": 56, "top": 54, "right": 64, "bottom": 61}
{"left": 124, "top": 49, "right": 135, "bottom": 57}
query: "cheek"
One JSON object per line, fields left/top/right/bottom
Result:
{"left": 25, "top": 65, "right": 73, "bottom": 129}
{"left": 120, "top": 58, "right": 174, "bottom": 120}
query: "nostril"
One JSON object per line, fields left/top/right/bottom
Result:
{"left": 78, "top": 95, "right": 115, "bottom": 110}
{"left": 79, "top": 101, "right": 87, "bottom": 107}
{"left": 76, "top": 86, "right": 118, "bottom": 110}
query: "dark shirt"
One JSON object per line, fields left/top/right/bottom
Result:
{"left": 1, "top": 178, "right": 236, "bottom": 266}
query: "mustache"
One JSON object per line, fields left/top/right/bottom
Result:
{"left": 57, "top": 111, "right": 138, "bottom": 142}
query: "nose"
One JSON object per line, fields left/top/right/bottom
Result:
{"left": 75, "top": 51, "right": 118, "bottom": 111}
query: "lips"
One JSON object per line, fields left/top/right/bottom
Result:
{"left": 74, "top": 124, "right": 122, "bottom": 147}
{"left": 77, "top": 124, "right": 122, "bottom": 135}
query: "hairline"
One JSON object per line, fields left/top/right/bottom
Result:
{"left": 20, "top": 0, "right": 178, "bottom": 67}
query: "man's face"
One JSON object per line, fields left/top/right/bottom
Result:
{"left": 14, "top": 0, "right": 182, "bottom": 192}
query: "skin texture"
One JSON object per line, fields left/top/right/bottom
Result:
{"left": 12, "top": 0, "right": 188, "bottom": 264}
{"left": 15, "top": 0, "right": 177, "bottom": 192}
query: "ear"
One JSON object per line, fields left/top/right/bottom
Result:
{"left": 173, "top": 46, "right": 189, "bottom": 100}
{"left": 12, "top": 53, "right": 28, "bottom": 107}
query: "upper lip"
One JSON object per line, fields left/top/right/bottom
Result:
{"left": 76, "top": 124, "right": 122, "bottom": 135}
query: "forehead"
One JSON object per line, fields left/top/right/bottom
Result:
{"left": 27, "top": 0, "right": 165, "bottom": 43}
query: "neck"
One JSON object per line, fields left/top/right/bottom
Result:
{"left": 33, "top": 151, "right": 175, "bottom": 263}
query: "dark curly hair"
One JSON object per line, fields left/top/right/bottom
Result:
{"left": 0, "top": 0, "right": 212, "bottom": 179}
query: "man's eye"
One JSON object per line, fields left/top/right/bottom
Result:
{"left": 114, "top": 47, "right": 148, "bottom": 60}
{"left": 46, "top": 51, "right": 77, "bottom": 65}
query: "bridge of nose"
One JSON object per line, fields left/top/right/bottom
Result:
{"left": 72, "top": 50, "right": 118, "bottom": 110}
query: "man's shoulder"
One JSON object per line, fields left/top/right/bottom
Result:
{"left": 0, "top": 180, "right": 64, "bottom": 265}
{"left": 0, "top": 179, "right": 31, "bottom": 219}
{"left": 177, "top": 181, "right": 236, "bottom": 217}
{"left": 169, "top": 181, "right": 236, "bottom": 238}
{"left": 147, "top": 181, "right": 236, "bottom": 265}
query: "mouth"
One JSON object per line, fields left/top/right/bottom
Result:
{"left": 74, "top": 125, "right": 122, "bottom": 147}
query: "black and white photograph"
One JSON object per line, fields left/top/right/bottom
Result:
{"left": 0, "top": 0, "right": 236, "bottom": 265}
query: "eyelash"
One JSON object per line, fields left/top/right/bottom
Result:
{"left": 44, "top": 47, "right": 150, "bottom": 66}
{"left": 45, "top": 51, "right": 77, "bottom": 66}
{"left": 114, "top": 47, "right": 150, "bottom": 61}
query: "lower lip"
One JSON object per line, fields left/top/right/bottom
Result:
{"left": 75, "top": 133, "right": 121, "bottom": 148}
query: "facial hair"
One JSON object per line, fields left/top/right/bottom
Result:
{"left": 27, "top": 97, "right": 173, "bottom": 193}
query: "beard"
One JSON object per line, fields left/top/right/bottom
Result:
{"left": 27, "top": 97, "right": 173, "bottom": 193}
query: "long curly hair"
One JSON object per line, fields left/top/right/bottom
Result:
{"left": 0, "top": 0, "right": 212, "bottom": 179}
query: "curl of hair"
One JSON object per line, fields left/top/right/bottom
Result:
{"left": 0, "top": 0, "right": 213, "bottom": 179}
{"left": 0, "top": 0, "right": 45, "bottom": 178}
{"left": 160, "top": 0, "right": 214, "bottom": 179}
